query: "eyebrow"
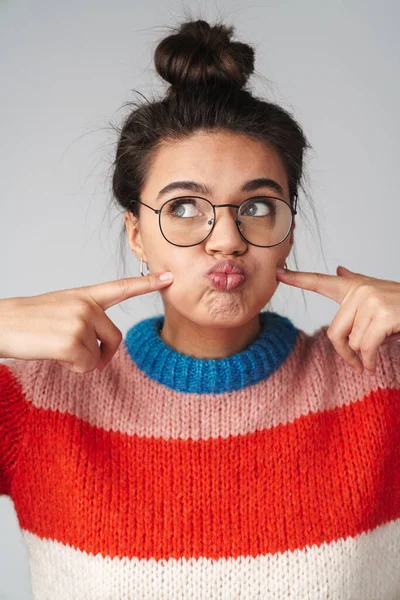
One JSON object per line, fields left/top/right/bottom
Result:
{"left": 155, "top": 177, "right": 285, "bottom": 201}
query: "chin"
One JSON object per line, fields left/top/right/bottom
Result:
{"left": 191, "top": 303, "right": 258, "bottom": 327}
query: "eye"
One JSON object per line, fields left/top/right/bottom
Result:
{"left": 165, "top": 198, "right": 202, "bottom": 218}
{"left": 240, "top": 198, "right": 275, "bottom": 217}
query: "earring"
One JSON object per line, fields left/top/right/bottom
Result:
{"left": 140, "top": 257, "right": 150, "bottom": 276}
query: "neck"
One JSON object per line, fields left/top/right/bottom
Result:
{"left": 160, "top": 308, "right": 261, "bottom": 359}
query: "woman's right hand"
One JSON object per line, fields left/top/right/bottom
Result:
{"left": 0, "top": 271, "right": 174, "bottom": 373}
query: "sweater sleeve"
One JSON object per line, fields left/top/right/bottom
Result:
{"left": 375, "top": 338, "right": 400, "bottom": 388}
{"left": 0, "top": 359, "right": 42, "bottom": 497}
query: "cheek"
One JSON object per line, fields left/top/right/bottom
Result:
{"left": 145, "top": 243, "right": 180, "bottom": 271}
{"left": 150, "top": 252, "right": 203, "bottom": 292}
{"left": 160, "top": 252, "right": 201, "bottom": 274}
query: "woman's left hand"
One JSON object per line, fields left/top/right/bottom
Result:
{"left": 276, "top": 265, "right": 400, "bottom": 375}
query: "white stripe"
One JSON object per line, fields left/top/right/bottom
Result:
{"left": 23, "top": 518, "right": 400, "bottom": 600}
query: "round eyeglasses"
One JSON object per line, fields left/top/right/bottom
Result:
{"left": 130, "top": 195, "right": 297, "bottom": 248}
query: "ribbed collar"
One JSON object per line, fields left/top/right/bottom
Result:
{"left": 124, "top": 311, "right": 299, "bottom": 394}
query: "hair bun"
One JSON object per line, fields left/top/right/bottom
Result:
{"left": 154, "top": 19, "right": 255, "bottom": 91}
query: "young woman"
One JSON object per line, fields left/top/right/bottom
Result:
{"left": 1, "top": 18, "right": 400, "bottom": 600}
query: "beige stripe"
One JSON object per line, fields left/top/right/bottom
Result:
{"left": 23, "top": 518, "right": 400, "bottom": 600}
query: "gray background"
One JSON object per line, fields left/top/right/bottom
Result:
{"left": 1, "top": 0, "right": 399, "bottom": 597}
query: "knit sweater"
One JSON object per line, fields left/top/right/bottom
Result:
{"left": 1, "top": 310, "right": 400, "bottom": 600}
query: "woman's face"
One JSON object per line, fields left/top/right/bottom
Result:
{"left": 125, "top": 130, "right": 295, "bottom": 327}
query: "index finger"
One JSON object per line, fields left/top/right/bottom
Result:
{"left": 77, "top": 272, "right": 174, "bottom": 311}
{"left": 276, "top": 268, "right": 350, "bottom": 303}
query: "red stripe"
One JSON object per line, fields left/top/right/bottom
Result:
{"left": 11, "top": 386, "right": 400, "bottom": 560}
{"left": 0, "top": 364, "right": 32, "bottom": 495}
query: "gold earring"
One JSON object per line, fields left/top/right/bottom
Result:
{"left": 140, "top": 257, "right": 150, "bottom": 276}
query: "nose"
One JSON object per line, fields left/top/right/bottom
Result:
{"left": 204, "top": 205, "right": 247, "bottom": 254}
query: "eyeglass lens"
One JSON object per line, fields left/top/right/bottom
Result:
{"left": 159, "top": 197, "right": 293, "bottom": 247}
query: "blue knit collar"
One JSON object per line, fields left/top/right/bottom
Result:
{"left": 124, "top": 311, "right": 299, "bottom": 394}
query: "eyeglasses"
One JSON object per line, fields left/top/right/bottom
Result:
{"left": 130, "top": 195, "right": 297, "bottom": 248}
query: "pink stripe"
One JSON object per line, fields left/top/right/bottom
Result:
{"left": 7, "top": 327, "right": 400, "bottom": 441}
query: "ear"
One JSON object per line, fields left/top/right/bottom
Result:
{"left": 124, "top": 211, "right": 148, "bottom": 263}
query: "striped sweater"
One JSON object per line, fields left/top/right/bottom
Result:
{"left": 1, "top": 310, "right": 400, "bottom": 600}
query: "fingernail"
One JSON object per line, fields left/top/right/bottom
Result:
{"left": 276, "top": 267, "right": 286, "bottom": 274}
{"left": 159, "top": 271, "right": 173, "bottom": 281}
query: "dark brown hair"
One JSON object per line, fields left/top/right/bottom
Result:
{"left": 109, "top": 16, "right": 325, "bottom": 311}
